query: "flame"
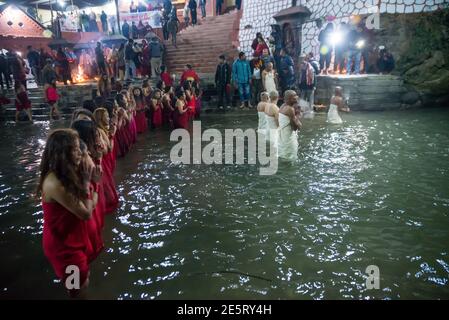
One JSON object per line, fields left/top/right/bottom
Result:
{"left": 73, "top": 65, "right": 91, "bottom": 83}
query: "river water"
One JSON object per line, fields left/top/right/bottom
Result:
{"left": 0, "top": 109, "right": 448, "bottom": 299}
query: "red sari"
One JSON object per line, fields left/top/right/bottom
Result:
{"left": 174, "top": 100, "right": 189, "bottom": 129}
{"left": 135, "top": 101, "right": 148, "bottom": 134}
{"left": 152, "top": 100, "right": 163, "bottom": 128}
{"left": 42, "top": 201, "right": 92, "bottom": 287}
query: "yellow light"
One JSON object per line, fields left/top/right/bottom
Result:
{"left": 320, "top": 45, "right": 329, "bottom": 55}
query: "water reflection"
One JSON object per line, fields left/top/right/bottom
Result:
{"left": 0, "top": 110, "right": 449, "bottom": 299}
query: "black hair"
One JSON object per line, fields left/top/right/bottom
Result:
{"left": 156, "top": 80, "right": 164, "bottom": 91}
{"left": 160, "top": 65, "right": 166, "bottom": 72}
{"left": 175, "top": 86, "right": 184, "bottom": 99}
{"left": 82, "top": 100, "right": 96, "bottom": 113}
{"left": 239, "top": 51, "right": 245, "bottom": 58}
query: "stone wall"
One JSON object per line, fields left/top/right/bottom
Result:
{"left": 239, "top": 0, "right": 449, "bottom": 57}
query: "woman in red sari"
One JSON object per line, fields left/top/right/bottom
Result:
{"left": 174, "top": 87, "right": 189, "bottom": 129}
{"left": 71, "top": 119, "right": 104, "bottom": 262}
{"left": 162, "top": 86, "right": 175, "bottom": 128}
{"left": 93, "top": 108, "right": 119, "bottom": 214}
{"left": 37, "top": 129, "right": 98, "bottom": 297}
{"left": 151, "top": 89, "right": 163, "bottom": 129}
{"left": 133, "top": 87, "right": 148, "bottom": 133}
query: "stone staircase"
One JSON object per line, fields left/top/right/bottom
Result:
{"left": 0, "top": 84, "right": 95, "bottom": 122}
{"left": 315, "top": 74, "right": 408, "bottom": 111}
{"left": 164, "top": 10, "right": 241, "bottom": 84}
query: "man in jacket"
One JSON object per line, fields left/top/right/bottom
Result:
{"left": 232, "top": 52, "right": 252, "bottom": 109}
{"left": 215, "top": 54, "right": 231, "bottom": 110}
{"left": 149, "top": 37, "right": 164, "bottom": 78}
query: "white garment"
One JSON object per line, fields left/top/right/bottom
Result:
{"left": 264, "top": 71, "right": 277, "bottom": 94}
{"left": 327, "top": 104, "right": 343, "bottom": 124}
{"left": 257, "top": 111, "right": 267, "bottom": 135}
{"left": 278, "top": 113, "right": 298, "bottom": 161}
{"left": 253, "top": 68, "right": 261, "bottom": 80}
{"left": 299, "top": 98, "right": 314, "bottom": 119}
{"left": 265, "top": 115, "right": 279, "bottom": 152}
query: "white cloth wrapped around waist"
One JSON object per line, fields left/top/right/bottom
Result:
{"left": 327, "top": 104, "right": 343, "bottom": 124}
{"left": 299, "top": 98, "right": 314, "bottom": 119}
{"left": 265, "top": 115, "right": 279, "bottom": 152}
{"left": 257, "top": 111, "right": 267, "bottom": 135}
{"left": 278, "top": 113, "right": 298, "bottom": 161}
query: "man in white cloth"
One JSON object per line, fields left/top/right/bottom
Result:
{"left": 278, "top": 90, "right": 302, "bottom": 161}
{"left": 257, "top": 91, "right": 269, "bottom": 136}
{"left": 265, "top": 90, "right": 280, "bottom": 151}
{"left": 327, "top": 86, "right": 350, "bottom": 124}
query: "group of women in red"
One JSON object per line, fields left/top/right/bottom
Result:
{"left": 37, "top": 79, "right": 202, "bottom": 296}
{"left": 131, "top": 79, "right": 202, "bottom": 132}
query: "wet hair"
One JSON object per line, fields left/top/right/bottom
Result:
{"left": 182, "top": 81, "right": 192, "bottom": 92}
{"left": 155, "top": 80, "right": 164, "bottom": 91}
{"left": 133, "top": 87, "right": 143, "bottom": 101}
{"left": 260, "top": 91, "right": 269, "bottom": 101}
{"left": 94, "top": 96, "right": 105, "bottom": 109}
{"left": 175, "top": 86, "right": 184, "bottom": 99}
{"left": 104, "top": 100, "right": 114, "bottom": 118}
{"left": 36, "top": 129, "right": 86, "bottom": 201}
{"left": 82, "top": 100, "right": 96, "bottom": 113}
{"left": 71, "top": 108, "right": 94, "bottom": 125}
{"left": 71, "top": 119, "right": 99, "bottom": 158}
{"left": 115, "top": 93, "right": 127, "bottom": 109}
{"left": 151, "top": 88, "right": 162, "bottom": 99}
{"left": 93, "top": 107, "right": 109, "bottom": 132}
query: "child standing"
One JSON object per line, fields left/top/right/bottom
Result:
{"left": 46, "top": 79, "right": 60, "bottom": 120}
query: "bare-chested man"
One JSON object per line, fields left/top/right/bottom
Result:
{"left": 327, "top": 86, "right": 349, "bottom": 124}
{"left": 278, "top": 90, "right": 301, "bottom": 160}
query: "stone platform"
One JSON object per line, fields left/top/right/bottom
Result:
{"left": 314, "top": 74, "right": 411, "bottom": 111}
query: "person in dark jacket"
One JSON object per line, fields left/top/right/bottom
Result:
{"left": 215, "top": 55, "right": 231, "bottom": 110}
{"left": 56, "top": 47, "right": 72, "bottom": 85}
{"left": 27, "top": 45, "right": 41, "bottom": 85}
{"left": 100, "top": 11, "right": 108, "bottom": 33}
{"left": 131, "top": 21, "right": 139, "bottom": 39}
{"left": 95, "top": 42, "right": 107, "bottom": 75}
{"left": 122, "top": 20, "right": 130, "bottom": 39}
{"left": 279, "top": 49, "right": 295, "bottom": 93}
{"left": 189, "top": 0, "right": 198, "bottom": 26}
{"left": 318, "top": 23, "right": 334, "bottom": 74}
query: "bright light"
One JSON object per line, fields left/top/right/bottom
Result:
{"left": 105, "top": 2, "right": 117, "bottom": 15}
{"left": 330, "top": 31, "right": 343, "bottom": 46}
{"left": 58, "top": 0, "right": 66, "bottom": 8}
{"left": 356, "top": 39, "right": 365, "bottom": 49}
{"left": 17, "top": 51, "right": 22, "bottom": 57}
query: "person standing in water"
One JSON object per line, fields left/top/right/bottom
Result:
{"left": 278, "top": 90, "right": 301, "bottom": 161}
{"left": 37, "top": 129, "right": 98, "bottom": 297}
{"left": 264, "top": 90, "right": 280, "bottom": 151}
{"left": 327, "top": 86, "right": 350, "bottom": 124}
{"left": 257, "top": 91, "right": 270, "bottom": 136}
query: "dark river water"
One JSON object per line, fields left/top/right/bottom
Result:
{"left": 1, "top": 109, "right": 448, "bottom": 299}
